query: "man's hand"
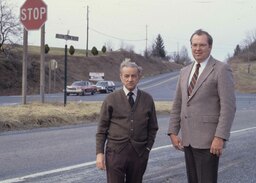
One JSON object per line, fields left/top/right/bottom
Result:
{"left": 96, "top": 153, "right": 106, "bottom": 170}
{"left": 169, "top": 134, "right": 184, "bottom": 151}
{"left": 210, "top": 136, "right": 224, "bottom": 157}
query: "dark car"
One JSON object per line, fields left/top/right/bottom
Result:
{"left": 66, "top": 81, "right": 97, "bottom": 96}
{"left": 96, "top": 80, "right": 116, "bottom": 93}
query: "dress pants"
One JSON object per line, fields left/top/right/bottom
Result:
{"left": 105, "top": 143, "right": 149, "bottom": 183}
{"left": 184, "top": 145, "right": 219, "bottom": 183}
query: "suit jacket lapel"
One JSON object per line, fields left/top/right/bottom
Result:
{"left": 188, "top": 57, "right": 216, "bottom": 100}
{"left": 183, "top": 63, "right": 194, "bottom": 98}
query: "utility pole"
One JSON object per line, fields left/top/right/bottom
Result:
{"left": 48, "top": 61, "right": 52, "bottom": 93}
{"left": 145, "top": 25, "right": 148, "bottom": 57}
{"left": 40, "top": 25, "right": 45, "bottom": 103}
{"left": 22, "top": 29, "right": 28, "bottom": 104}
{"left": 86, "top": 6, "right": 89, "bottom": 57}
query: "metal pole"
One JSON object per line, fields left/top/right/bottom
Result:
{"left": 48, "top": 61, "right": 51, "bottom": 93}
{"left": 40, "top": 25, "right": 45, "bottom": 103}
{"left": 64, "top": 44, "right": 67, "bottom": 106}
{"left": 53, "top": 67, "right": 56, "bottom": 92}
{"left": 145, "top": 24, "right": 148, "bottom": 57}
{"left": 22, "top": 28, "right": 28, "bottom": 104}
{"left": 86, "top": 6, "right": 89, "bottom": 57}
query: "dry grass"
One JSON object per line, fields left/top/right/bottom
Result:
{"left": 230, "top": 61, "right": 256, "bottom": 93}
{"left": 0, "top": 101, "right": 172, "bottom": 132}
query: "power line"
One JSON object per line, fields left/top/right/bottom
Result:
{"left": 90, "top": 27, "right": 146, "bottom": 42}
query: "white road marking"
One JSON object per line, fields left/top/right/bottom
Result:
{"left": 1, "top": 126, "right": 256, "bottom": 183}
{"left": 230, "top": 126, "right": 256, "bottom": 134}
{"left": 140, "top": 76, "right": 179, "bottom": 90}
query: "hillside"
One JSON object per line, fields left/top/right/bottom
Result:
{"left": 0, "top": 47, "right": 182, "bottom": 96}
{"left": 228, "top": 58, "right": 256, "bottom": 93}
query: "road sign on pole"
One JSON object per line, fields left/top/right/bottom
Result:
{"left": 56, "top": 34, "right": 79, "bottom": 41}
{"left": 20, "top": 0, "right": 48, "bottom": 104}
{"left": 20, "top": 0, "right": 47, "bottom": 30}
{"left": 56, "top": 33, "right": 79, "bottom": 106}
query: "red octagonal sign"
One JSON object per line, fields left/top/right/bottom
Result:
{"left": 20, "top": 0, "right": 47, "bottom": 31}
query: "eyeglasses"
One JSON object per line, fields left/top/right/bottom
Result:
{"left": 191, "top": 43, "right": 208, "bottom": 49}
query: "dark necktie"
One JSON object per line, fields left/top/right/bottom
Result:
{"left": 127, "top": 92, "right": 134, "bottom": 107}
{"left": 188, "top": 63, "right": 200, "bottom": 96}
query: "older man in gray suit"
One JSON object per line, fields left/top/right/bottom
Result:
{"left": 168, "top": 29, "right": 236, "bottom": 183}
{"left": 96, "top": 59, "right": 158, "bottom": 183}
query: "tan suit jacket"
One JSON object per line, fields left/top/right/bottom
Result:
{"left": 168, "top": 56, "right": 236, "bottom": 149}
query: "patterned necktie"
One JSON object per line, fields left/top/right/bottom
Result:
{"left": 188, "top": 63, "right": 200, "bottom": 96}
{"left": 127, "top": 92, "right": 134, "bottom": 107}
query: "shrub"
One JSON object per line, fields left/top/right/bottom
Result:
{"left": 45, "top": 44, "right": 50, "bottom": 54}
{"left": 91, "top": 46, "right": 98, "bottom": 56}
{"left": 69, "top": 45, "right": 75, "bottom": 55}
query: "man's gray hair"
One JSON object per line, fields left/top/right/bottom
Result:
{"left": 120, "top": 58, "right": 143, "bottom": 74}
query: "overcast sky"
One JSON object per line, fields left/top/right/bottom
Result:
{"left": 10, "top": 0, "right": 256, "bottom": 61}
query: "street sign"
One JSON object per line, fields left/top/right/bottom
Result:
{"left": 89, "top": 72, "right": 105, "bottom": 81}
{"left": 20, "top": 0, "right": 47, "bottom": 30}
{"left": 50, "top": 59, "right": 58, "bottom": 70}
{"left": 55, "top": 33, "right": 79, "bottom": 106}
{"left": 56, "top": 34, "right": 79, "bottom": 41}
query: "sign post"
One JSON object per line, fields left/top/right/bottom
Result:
{"left": 56, "top": 33, "right": 79, "bottom": 106}
{"left": 20, "top": 0, "right": 47, "bottom": 104}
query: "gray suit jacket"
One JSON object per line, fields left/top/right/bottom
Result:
{"left": 168, "top": 56, "right": 236, "bottom": 149}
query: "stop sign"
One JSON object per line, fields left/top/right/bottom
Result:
{"left": 20, "top": 0, "right": 47, "bottom": 30}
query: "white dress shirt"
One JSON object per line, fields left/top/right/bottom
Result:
{"left": 123, "top": 86, "right": 137, "bottom": 101}
{"left": 188, "top": 55, "right": 210, "bottom": 85}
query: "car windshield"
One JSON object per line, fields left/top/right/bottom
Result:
{"left": 72, "top": 82, "right": 85, "bottom": 86}
{"left": 96, "top": 82, "right": 106, "bottom": 86}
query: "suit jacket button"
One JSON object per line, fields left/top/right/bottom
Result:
{"left": 187, "top": 104, "right": 190, "bottom": 107}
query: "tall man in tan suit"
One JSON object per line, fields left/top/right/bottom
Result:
{"left": 168, "top": 29, "right": 236, "bottom": 183}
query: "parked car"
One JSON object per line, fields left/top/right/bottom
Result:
{"left": 96, "top": 80, "right": 116, "bottom": 93}
{"left": 66, "top": 81, "right": 97, "bottom": 96}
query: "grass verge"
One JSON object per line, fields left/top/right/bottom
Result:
{"left": 0, "top": 101, "right": 172, "bottom": 132}
{"left": 230, "top": 61, "right": 256, "bottom": 93}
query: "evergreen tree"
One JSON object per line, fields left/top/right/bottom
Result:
{"left": 45, "top": 44, "right": 50, "bottom": 54}
{"left": 101, "top": 45, "right": 107, "bottom": 53}
{"left": 91, "top": 46, "right": 98, "bottom": 56}
{"left": 233, "top": 44, "right": 241, "bottom": 56}
{"left": 69, "top": 45, "right": 75, "bottom": 55}
{"left": 151, "top": 34, "right": 166, "bottom": 58}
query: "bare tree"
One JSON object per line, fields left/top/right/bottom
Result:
{"left": 123, "top": 43, "right": 135, "bottom": 53}
{"left": 241, "top": 30, "right": 256, "bottom": 61}
{"left": 0, "top": 0, "right": 22, "bottom": 54}
{"left": 106, "top": 40, "right": 114, "bottom": 52}
{"left": 178, "top": 46, "right": 191, "bottom": 65}
{"left": 243, "top": 30, "right": 256, "bottom": 47}
{"left": 170, "top": 46, "right": 191, "bottom": 65}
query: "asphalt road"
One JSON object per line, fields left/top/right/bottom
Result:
{"left": 0, "top": 71, "right": 256, "bottom": 182}
{"left": 0, "top": 71, "right": 179, "bottom": 106}
{"left": 0, "top": 99, "right": 256, "bottom": 183}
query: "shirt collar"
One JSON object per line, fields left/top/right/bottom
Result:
{"left": 194, "top": 55, "right": 210, "bottom": 68}
{"left": 123, "top": 86, "right": 138, "bottom": 97}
